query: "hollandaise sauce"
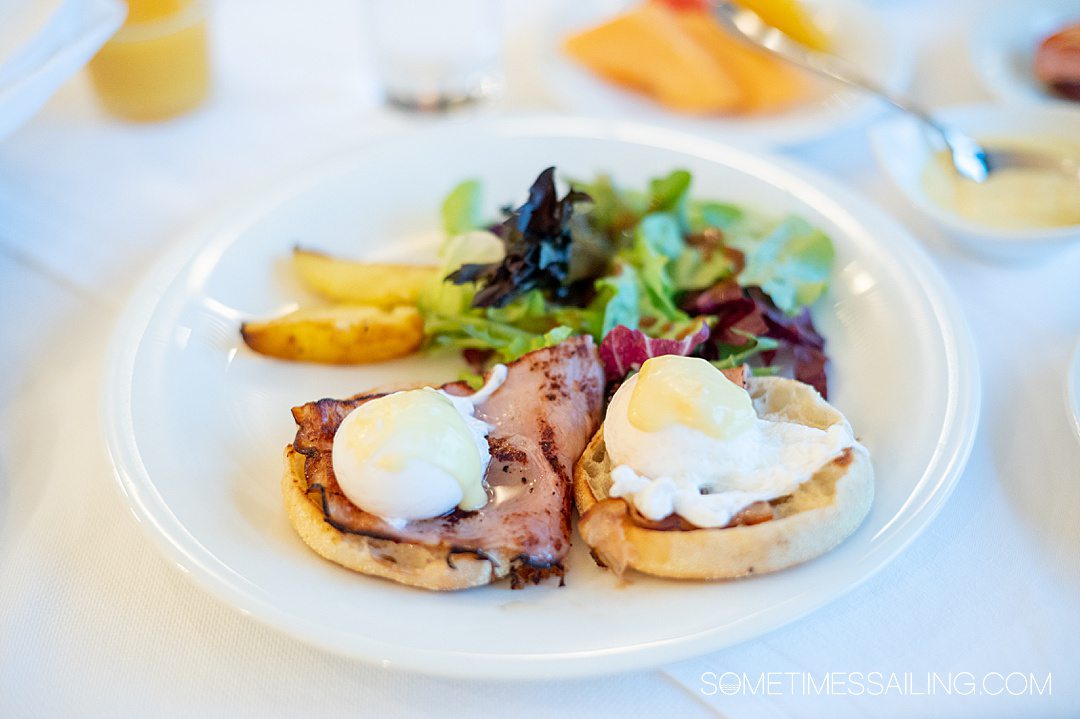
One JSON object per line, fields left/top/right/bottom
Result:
{"left": 628, "top": 355, "right": 753, "bottom": 439}
{"left": 921, "top": 136, "right": 1080, "bottom": 230}
{"left": 88, "top": 0, "right": 210, "bottom": 121}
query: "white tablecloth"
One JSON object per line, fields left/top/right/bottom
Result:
{"left": 1, "top": 1, "right": 1078, "bottom": 717}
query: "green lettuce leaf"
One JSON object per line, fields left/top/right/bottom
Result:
{"left": 687, "top": 200, "right": 744, "bottom": 233}
{"left": 624, "top": 235, "right": 684, "bottom": 323}
{"left": 735, "top": 216, "right": 834, "bottom": 314}
{"left": 569, "top": 173, "right": 645, "bottom": 241}
{"left": 423, "top": 311, "right": 573, "bottom": 364}
{"left": 670, "top": 246, "right": 735, "bottom": 291}
{"left": 648, "top": 169, "right": 691, "bottom": 217}
{"left": 711, "top": 330, "right": 780, "bottom": 368}
{"left": 483, "top": 289, "right": 553, "bottom": 333}
{"left": 634, "top": 212, "right": 684, "bottom": 259}
{"left": 594, "top": 265, "right": 640, "bottom": 337}
{"left": 505, "top": 325, "right": 574, "bottom": 361}
{"left": 419, "top": 231, "right": 504, "bottom": 318}
{"left": 572, "top": 169, "right": 692, "bottom": 243}
{"left": 441, "top": 179, "right": 484, "bottom": 237}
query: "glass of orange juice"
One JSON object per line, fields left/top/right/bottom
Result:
{"left": 87, "top": 0, "right": 211, "bottom": 122}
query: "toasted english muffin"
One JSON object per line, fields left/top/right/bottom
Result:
{"left": 573, "top": 376, "right": 874, "bottom": 580}
{"left": 283, "top": 337, "right": 605, "bottom": 591}
{"left": 282, "top": 446, "right": 499, "bottom": 590}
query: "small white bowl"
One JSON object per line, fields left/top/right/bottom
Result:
{"left": 869, "top": 102, "right": 1080, "bottom": 261}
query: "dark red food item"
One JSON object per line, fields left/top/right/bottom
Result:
{"left": 748, "top": 287, "right": 829, "bottom": 398}
{"left": 657, "top": 0, "right": 709, "bottom": 10}
{"left": 446, "top": 167, "right": 592, "bottom": 308}
{"left": 598, "top": 322, "right": 711, "bottom": 382}
{"left": 1035, "top": 24, "right": 1080, "bottom": 101}
{"left": 684, "top": 279, "right": 768, "bottom": 345}
{"left": 684, "top": 281, "right": 829, "bottom": 398}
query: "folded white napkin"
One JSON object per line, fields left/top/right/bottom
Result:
{"left": 0, "top": 0, "right": 124, "bottom": 141}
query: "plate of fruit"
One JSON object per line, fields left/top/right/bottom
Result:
{"left": 542, "top": 0, "right": 910, "bottom": 148}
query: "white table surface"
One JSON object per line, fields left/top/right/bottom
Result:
{"left": 1, "top": 0, "right": 1078, "bottom": 717}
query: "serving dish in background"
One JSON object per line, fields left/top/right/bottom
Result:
{"left": 539, "top": 0, "right": 910, "bottom": 148}
{"left": 870, "top": 102, "right": 1080, "bottom": 262}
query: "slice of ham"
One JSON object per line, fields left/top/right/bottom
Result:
{"left": 290, "top": 336, "right": 605, "bottom": 583}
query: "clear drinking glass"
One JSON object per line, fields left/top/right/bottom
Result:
{"left": 366, "top": 0, "right": 504, "bottom": 111}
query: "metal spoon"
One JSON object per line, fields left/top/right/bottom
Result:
{"left": 710, "top": 1, "right": 1080, "bottom": 184}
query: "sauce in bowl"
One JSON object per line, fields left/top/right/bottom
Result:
{"left": 921, "top": 136, "right": 1080, "bottom": 230}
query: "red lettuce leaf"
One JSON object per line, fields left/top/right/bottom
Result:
{"left": 747, "top": 287, "right": 828, "bottom": 397}
{"left": 682, "top": 282, "right": 829, "bottom": 397}
{"left": 683, "top": 279, "right": 767, "bottom": 345}
{"left": 599, "top": 322, "right": 710, "bottom": 382}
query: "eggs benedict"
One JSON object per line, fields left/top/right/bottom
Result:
{"left": 574, "top": 355, "right": 874, "bottom": 579}
{"left": 283, "top": 337, "right": 605, "bottom": 590}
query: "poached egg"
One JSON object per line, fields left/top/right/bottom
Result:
{"left": 605, "top": 355, "right": 853, "bottom": 528}
{"left": 331, "top": 366, "right": 507, "bottom": 524}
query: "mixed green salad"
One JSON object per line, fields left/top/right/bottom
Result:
{"left": 418, "top": 167, "right": 835, "bottom": 396}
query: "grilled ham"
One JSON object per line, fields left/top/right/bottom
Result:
{"left": 290, "top": 336, "right": 605, "bottom": 585}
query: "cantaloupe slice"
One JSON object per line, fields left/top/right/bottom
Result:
{"left": 563, "top": 2, "right": 745, "bottom": 113}
{"left": 732, "top": 0, "right": 830, "bottom": 52}
{"left": 674, "top": 9, "right": 805, "bottom": 113}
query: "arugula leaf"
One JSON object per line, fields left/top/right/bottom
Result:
{"left": 736, "top": 216, "right": 834, "bottom": 314}
{"left": 441, "top": 179, "right": 484, "bottom": 237}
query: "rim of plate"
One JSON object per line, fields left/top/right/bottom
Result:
{"left": 102, "top": 115, "right": 980, "bottom": 679}
{"left": 1067, "top": 337, "right": 1080, "bottom": 442}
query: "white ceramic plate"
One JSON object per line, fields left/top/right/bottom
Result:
{"left": 1068, "top": 337, "right": 1080, "bottom": 442}
{"left": 869, "top": 102, "right": 1080, "bottom": 261}
{"left": 104, "top": 117, "right": 979, "bottom": 679}
{"left": 969, "top": 0, "right": 1080, "bottom": 103}
{"left": 537, "top": 0, "right": 909, "bottom": 148}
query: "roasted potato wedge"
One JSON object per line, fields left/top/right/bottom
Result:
{"left": 240, "top": 305, "right": 423, "bottom": 364}
{"left": 292, "top": 248, "right": 439, "bottom": 307}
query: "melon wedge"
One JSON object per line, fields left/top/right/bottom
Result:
{"left": 674, "top": 9, "right": 805, "bottom": 112}
{"left": 564, "top": 2, "right": 745, "bottom": 113}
